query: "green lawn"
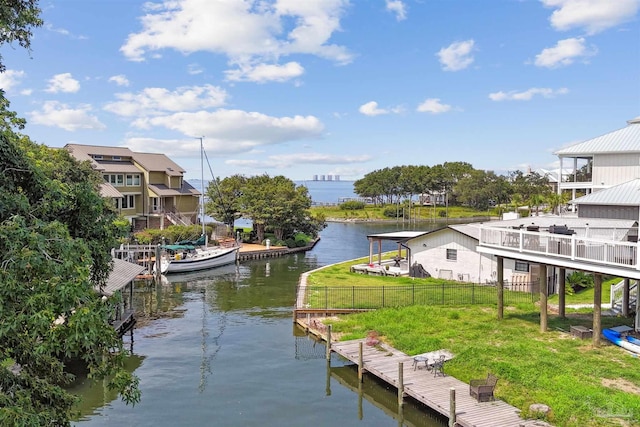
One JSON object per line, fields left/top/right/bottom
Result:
{"left": 326, "top": 305, "right": 639, "bottom": 427}
{"left": 310, "top": 204, "right": 497, "bottom": 221}
{"left": 308, "top": 259, "right": 640, "bottom": 426}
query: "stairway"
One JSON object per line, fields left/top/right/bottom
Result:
{"left": 609, "top": 280, "right": 638, "bottom": 315}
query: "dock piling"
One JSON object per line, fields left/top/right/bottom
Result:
{"left": 398, "top": 362, "right": 404, "bottom": 407}
{"left": 449, "top": 387, "right": 456, "bottom": 427}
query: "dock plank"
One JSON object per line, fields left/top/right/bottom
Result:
{"left": 331, "top": 338, "right": 551, "bottom": 427}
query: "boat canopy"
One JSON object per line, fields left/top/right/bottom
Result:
{"left": 162, "top": 244, "right": 196, "bottom": 251}
{"left": 175, "top": 235, "right": 206, "bottom": 246}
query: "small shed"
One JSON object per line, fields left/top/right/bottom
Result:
{"left": 367, "top": 231, "right": 428, "bottom": 267}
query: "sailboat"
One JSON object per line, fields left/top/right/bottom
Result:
{"left": 157, "top": 137, "right": 239, "bottom": 274}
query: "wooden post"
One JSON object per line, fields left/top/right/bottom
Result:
{"left": 623, "top": 278, "right": 630, "bottom": 317}
{"left": 593, "top": 274, "right": 602, "bottom": 347}
{"left": 540, "top": 264, "right": 548, "bottom": 332}
{"left": 326, "top": 325, "right": 332, "bottom": 360}
{"left": 358, "top": 342, "right": 364, "bottom": 383}
{"left": 449, "top": 387, "right": 456, "bottom": 427}
{"left": 497, "top": 257, "right": 504, "bottom": 320}
{"left": 325, "top": 359, "right": 332, "bottom": 396}
{"left": 154, "top": 244, "right": 162, "bottom": 281}
{"left": 558, "top": 268, "right": 566, "bottom": 318}
{"left": 397, "top": 362, "right": 404, "bottom": 408}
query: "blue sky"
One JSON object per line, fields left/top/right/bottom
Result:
{"left": 1, "top": 0, "right": 638, "bottom": 181}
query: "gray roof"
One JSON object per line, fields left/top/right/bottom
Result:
{"left": 133, "top": 152, "right": 185, "bottom": 176}
{"left": 367, "top": 231, "right": 429, "bottom": 242}
{"left": 98, "top": 258, "right": 146, "bottom": 296}
{"left": 571, "top": 179, "right": 640, "bottom": 206}
{"left": 99, "top": 182, "right": 124, "bottom": 198}
{"left": 95, "top": 160, "right": 141, "bottom": 174}
{"left": 554, "top": 119, "right": 640, "bottom": 156}
{"left": 480, "top": 215, "right": 637, "bottom": 230}
{"left": 148, "top": 182, "right": 200, "bottom": 197}
{"left": 65, "top": 144, "right": 134, "bottom": 169}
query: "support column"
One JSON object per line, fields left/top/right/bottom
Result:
{"left": 540, "top": 264, "right": 548, "bottom": 332}
{"left": 593, "top": 274, "right": 602, "bottom": 347}
{"left": 558, "top": 268, "right": 566, "bottom": 318}
{"left": 497, "top": 257, "right": 504, "bottom": 320}
{"left": 623, "top": 278, "right": 630, "bottom": 317}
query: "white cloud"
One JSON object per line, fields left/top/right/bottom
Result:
{"left": 130, "top": 109, "right": 325, "bottom": 154}
{"left": 108, "top": 74, "right": 130, "bottom": 86}
{"left": 358, "top": 101, "right": 403, "bottom": 116}
{"left": 29, "top": 101, "right": 106, "bottom": 131}
{"left": 188, "top": 63, "right": 204, "bottom": 75}
{"left": 226, "top": 152, "right": 372, "bottom": 169}
{"left": 120, "top": 0, "right": 352, "bottom": 68}
{"left": 436, "top": 40, "right": 475, "bottom": 71}
{"left": 416, "top": 98, "right": 452, "bottom": 114}
{"left": 45, "top": 73, "right": 80, "bottom": 93}
{"left": 0, "top": 70, "right": 25, "bottom": 92}
{"left": 104, "top": 84, "right": 228, "bottom": 117}
{"left": 542, "top": 0, "right": 640, "bottom": 35}
{"left": 225, "top": 61, "right": 304, "bottom": 83}
{"left": 386, "top": 0, "right": 407, "bottom": 21}
{"left": 534, "top": 37, "right": 597, "bottom": 68}
{"left": 488, "top": 87, "right": 569, "bottom": 101}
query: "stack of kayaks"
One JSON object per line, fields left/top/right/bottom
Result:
{"left": 602, "top": 328, "right": 640, "bottom": 354}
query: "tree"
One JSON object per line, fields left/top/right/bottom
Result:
{"left": 0, "top": 134, "right": 141, "bottom": 425}
{"left": 0, "top": 0, "right": 43, "bottom": 73}
{"left": 205, "top": 174, "right": 247, "bottom": 227}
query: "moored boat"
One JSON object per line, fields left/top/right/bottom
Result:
{"left": 158, "top": 244, "right": 238, "bottom": 274}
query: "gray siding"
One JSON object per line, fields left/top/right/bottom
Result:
{"left": 579, "top": 204, "right": 639, "bottom": 220}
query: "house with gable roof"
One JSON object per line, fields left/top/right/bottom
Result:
{"left": 65, "top": 144, "right": 200, "bottom": 230}
{"left": 555, "top": 117, "right": 640, "bottom": 200}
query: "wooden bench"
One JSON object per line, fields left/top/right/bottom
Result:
{"left": 469, "top": 374, "right": 498, "bottom": 402}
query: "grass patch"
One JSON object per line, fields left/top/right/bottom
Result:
{"left": 326, "top": 305, "right": 640, "bottom": 427}
{"left": 310, "top": 204, "right": 495, "bottom": 221}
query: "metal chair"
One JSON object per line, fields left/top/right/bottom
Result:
{"left": 431, "top": 355, "right": 446, "bottom": 377}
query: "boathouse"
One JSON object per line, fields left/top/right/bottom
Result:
{"left": 99, "top": 258, "right": 146, "bottom": 337}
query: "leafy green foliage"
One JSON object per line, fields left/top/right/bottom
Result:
{"left": 339, "top": 200, "right": 365, "bottom": 210}
{"left": 0, "top": 131, "right": 140, "bottom": 425}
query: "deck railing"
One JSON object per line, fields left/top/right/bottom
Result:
{"left": 479, "top": 226, "right": 640, "bottom": 270}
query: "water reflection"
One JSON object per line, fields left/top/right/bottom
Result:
{"left": 73, "top": 222, "right": 451, "bottom": 426}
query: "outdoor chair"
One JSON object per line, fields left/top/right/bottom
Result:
{"left": 469, "top": 374, "right": 498, "bottom": 402}
{"left": 431, "top": 355, "right": 446, "bottom": 377}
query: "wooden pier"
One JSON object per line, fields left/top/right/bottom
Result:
{"left": 330, "top": 338, "right": 550, "bottom": 427}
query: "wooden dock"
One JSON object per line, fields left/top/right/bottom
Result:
{"left": 330, "top": 339, "right": 550, "bottom": 427}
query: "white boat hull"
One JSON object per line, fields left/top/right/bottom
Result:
{"left": 160, "top": 246, "right": 239, "bottom": 274}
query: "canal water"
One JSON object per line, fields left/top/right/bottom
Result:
{"left": 71, "top": 221, "right": 450, "bottom": 427}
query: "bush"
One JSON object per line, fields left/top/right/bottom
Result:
{"left": 340, "top": 200, "right": 366, "bottom": 210}
{"left": 383, "top": 206, "right": 403, "bottom": 218}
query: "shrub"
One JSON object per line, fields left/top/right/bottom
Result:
{"left": 340, "top": 200, "right": 366, "bottom": 210}
{"left": 383, "top": 206, "right": 403, "bottom": 218}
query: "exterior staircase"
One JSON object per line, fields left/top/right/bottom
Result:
{"left": 609, "top": 279, "right": 638, "bottom": 315}
{"left": 165, "top": 211, "right": 191, "bottom": 226}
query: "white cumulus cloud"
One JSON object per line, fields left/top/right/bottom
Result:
{"left": 108, "top": 75, "right": 130, "bottom": 86}
{"left": 534, "top": 37, "right": 597, "bottom": 68}
{"left": 436, "top": 40, "right": 475, "bottom": 71}
{"left": 129, "top": 109, "right": 325, "bottom": 155}
{"left": 416, "top": 98, "right": 452, "bottom": 114}
{"left": 29, "top": 101, "right": 106, "bottom": 131}
{"left": 488, "top": 87, "right": 569, "bottom": 101}
{"left": 0, "top": 70, "right": 25, "bottom": 92}
{"left": 542, "top": 0, "right": 640, "bottom": 35}
{"left": 358, "top": 101, "right": 403, "bottom": 116}
{"left": 386, "top": 0, "right": 407, "bottom": 21}
{"left": 120, "top": 0, "right": 352, "bottom": 73}
{"left": 45, "top": 73, "right": 80, "bottom": 93}
{"left": 225, "top": 61, "right": 304, "bottom": 83}
{"left": 104, "top": 84, "right": 229, "bottom": 117}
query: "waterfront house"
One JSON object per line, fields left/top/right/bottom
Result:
{"left": 555, "top": 117, "right": 640, "bottom": 201}
{"left": 65, "top": 144, "right": 200, "bottom": 231}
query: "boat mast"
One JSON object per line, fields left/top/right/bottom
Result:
{"left": 198, "top": 136, "right": 207, "bottom": 247}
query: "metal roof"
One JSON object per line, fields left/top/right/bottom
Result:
{"left": 479, "top": 215, "right": 636, "bottom": 230}
{"left": 98, "top": 258, "right": 146, "bottom": 296}
{"left": 554, "top": 119, "right": 640, "bottom": 156}
{"left": 367, "top": 231, "right": 429, "bottom": 242}
{"left": 571, "top": 179, "right": 640, "bottom": 206}
{"left": 148, "top": 182, "right": 200, "bottom": 197}
{"left": 99, "top": 182, "right": 124, "bottom": 198}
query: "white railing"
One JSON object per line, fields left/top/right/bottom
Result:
{"left": 479, "top": 226, "right": 640, "bottom": 270}
{"left": 609, "top": 279, "right": 638, "bottom": 310}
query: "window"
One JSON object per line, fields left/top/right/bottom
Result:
{"left": 446, "top": 249, "right": 457, "bottom": 261}
{"left": 93, "top": 155, "right": 103, "bottom": 160}
{"left": 121, "top": 195, "right": 135, "bottom": 209}
{"left": 112, "top": 156, "right": 121, "bottom": 161}
{"left": 151, "top": 197, "right": 159, "bottom": 212}
{"left": 103, "top": 174, "right": 125, "bottom": 186}
{"left": 126, "top": 174, "right": 141, "bottom": 186}
{"left": 515, "top": 261, "right": 529, "bottom": 272}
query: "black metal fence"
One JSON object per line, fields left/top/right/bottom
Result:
{"left": 305, "top": 282, "right": 539, "bottom": 310}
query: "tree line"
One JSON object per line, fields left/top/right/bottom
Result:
{"left": 354, "top": 163, "right": 569, "bottom": 214}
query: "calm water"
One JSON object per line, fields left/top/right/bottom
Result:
{"left": 71, "top": 221, "right": 448, "bottom": 427}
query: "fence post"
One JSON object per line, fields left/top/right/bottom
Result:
{"left": 352, "top": 286, "right": 355, "bottom": 309}
{"left": 472, "top": 282, "right": 475, "bottom": 304}
{"left": 325, "top": 287, "right": 328, "bottom": 309}
{"left": 412, "top": 283, "right": 415, "bottom": 305}
{"left": 382, "top": 286, "right": 385, "bottom": 307}
{"left": 442, "top": 282, "right": 445, "bottom": 305}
